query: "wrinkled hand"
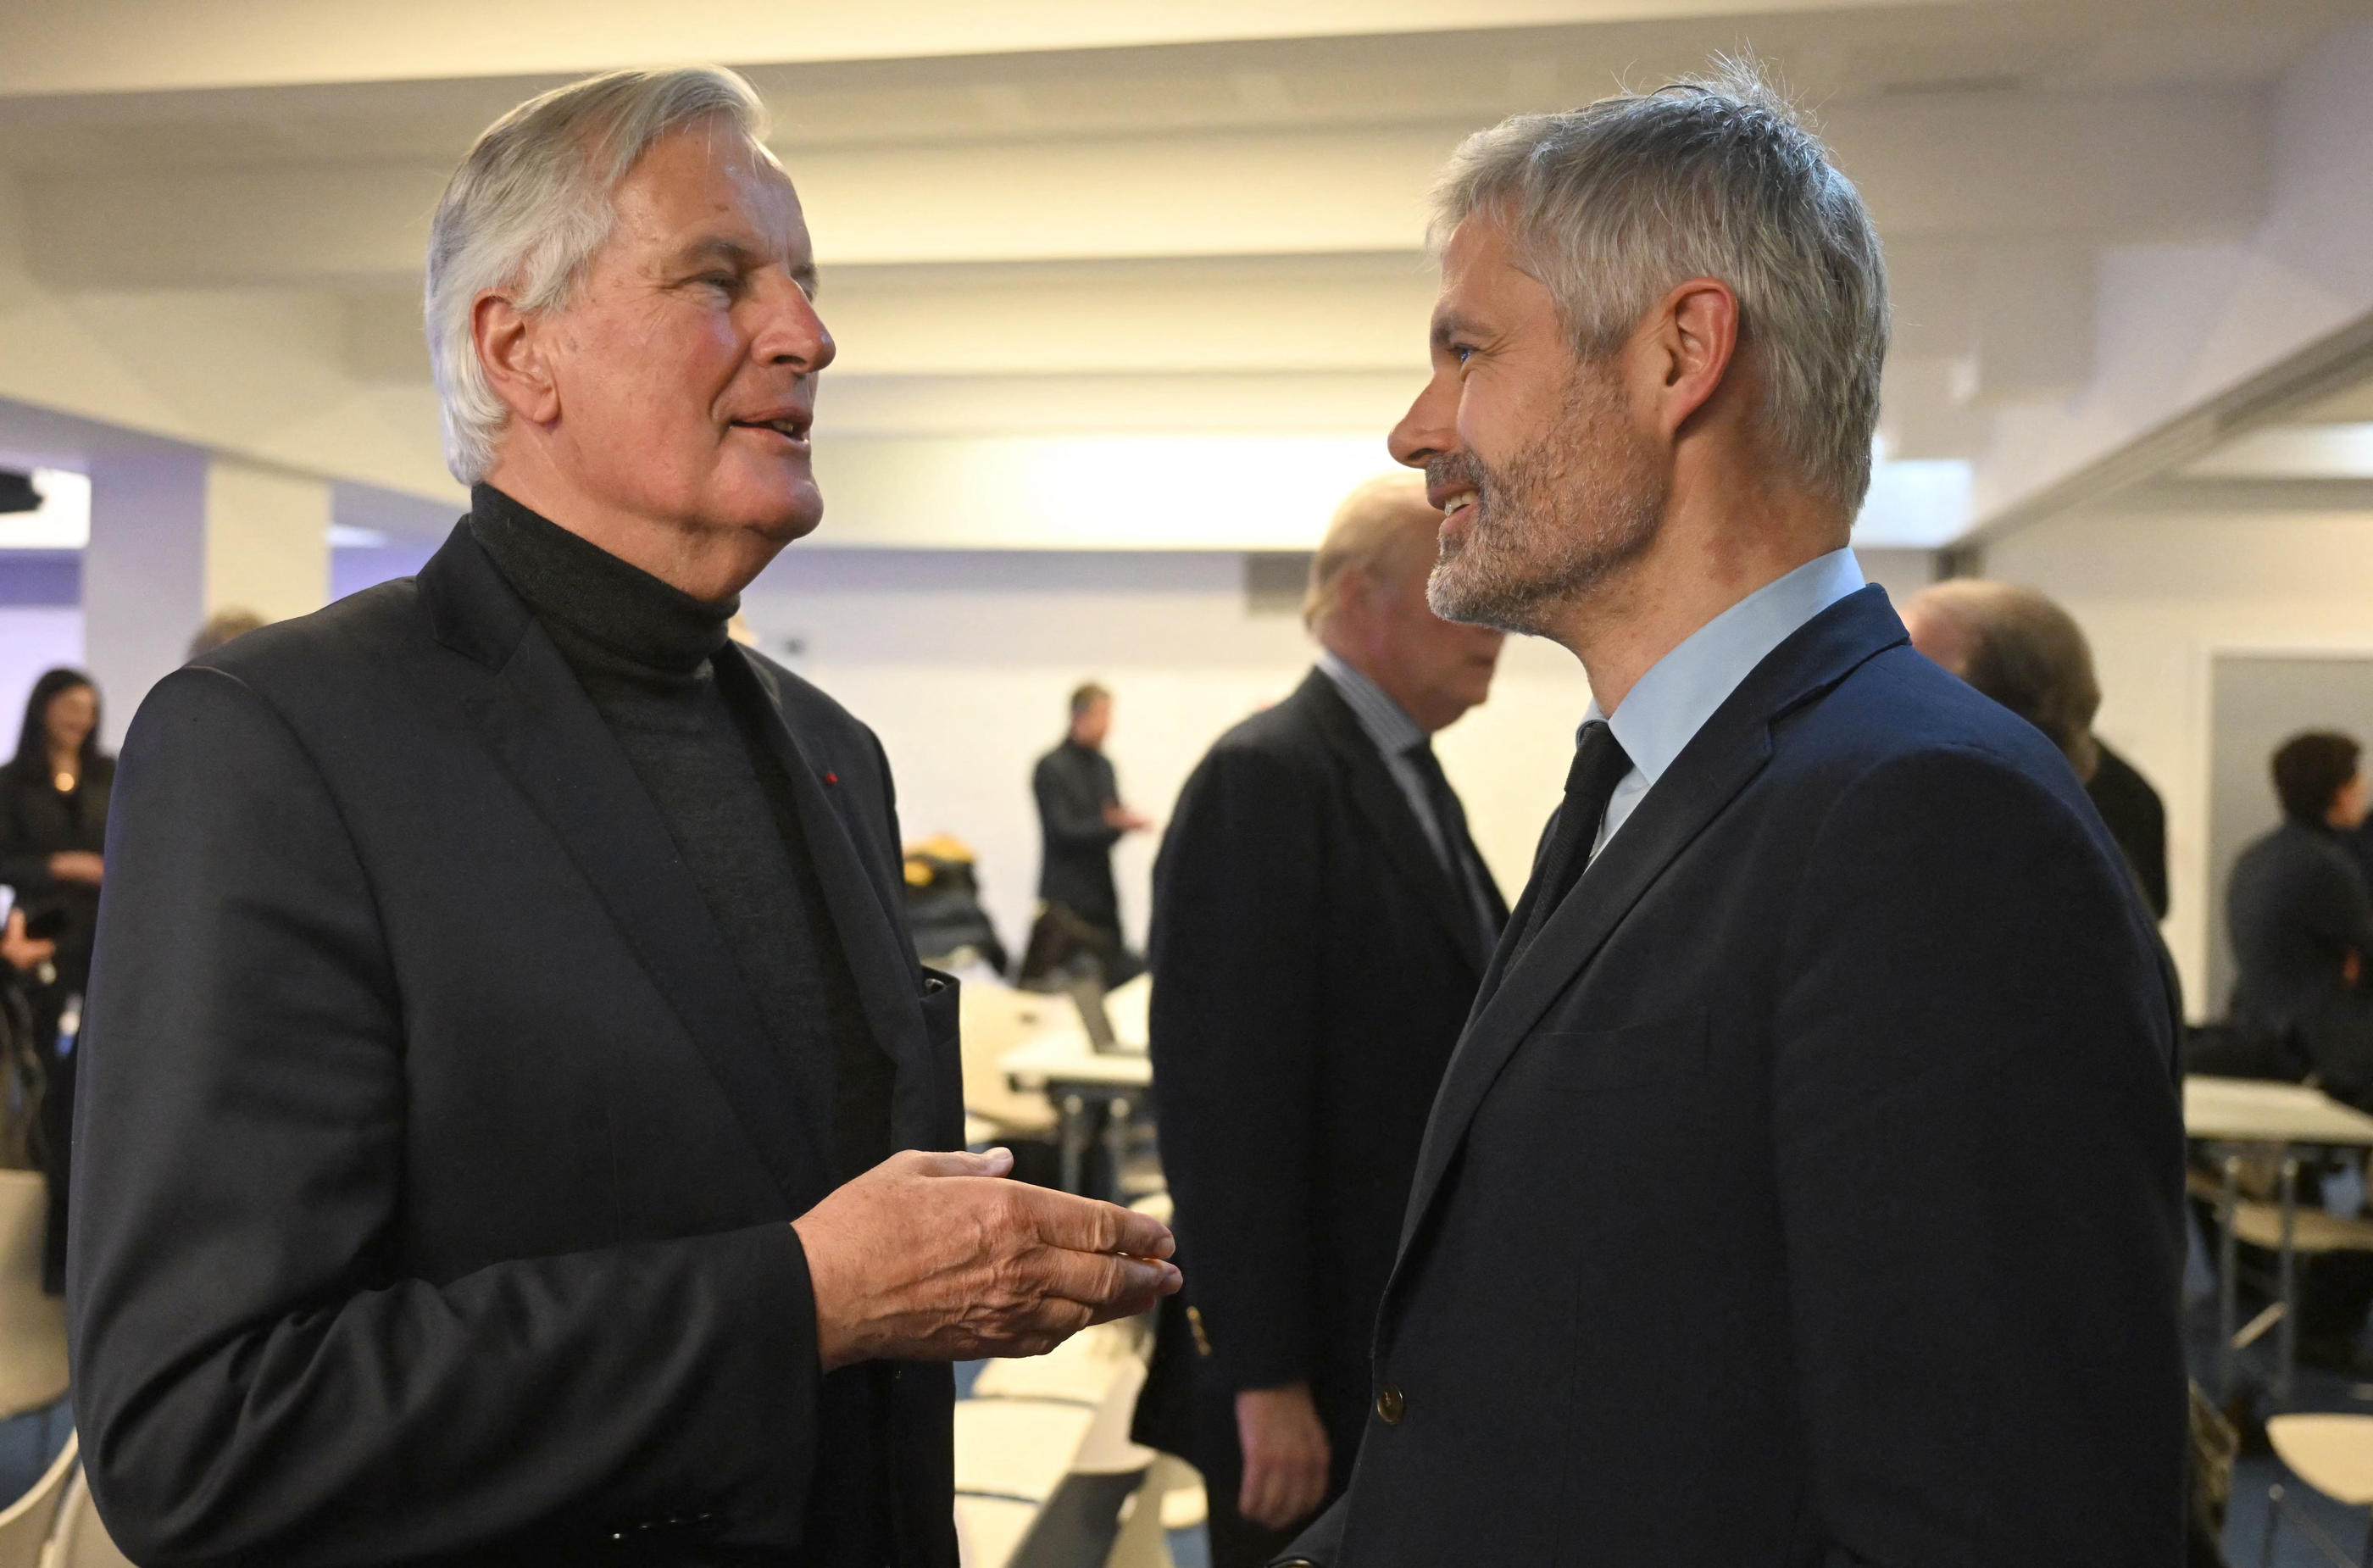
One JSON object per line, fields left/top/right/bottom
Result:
{"left": 0, "top": 909, "right": 53, "bottom": 974}
{"left": 1237, "top": 1382, "right": 1331, "bottom": 1530}
{"left": 48, "top": 851, "right": 103, "bottom": 886}
{"left": 792, "top": 1148, "right": 1180, "bottom": 1371}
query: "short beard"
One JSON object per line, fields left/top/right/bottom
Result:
{"left": 1425, "top": 361, "right": 1668, "bottom": 637}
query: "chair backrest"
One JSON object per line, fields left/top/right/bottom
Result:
{"left": 0, "top": 1171, "right": 67, "bottom": 1421}
{"left": 38, "top": 1471, "right": 133, "bottom": 1568}
{"left": 957, "top": 987, "right": 1062, "bottom": 1135}
{"left": 0, "top": 1433, "right": 75, "bottom": 1568}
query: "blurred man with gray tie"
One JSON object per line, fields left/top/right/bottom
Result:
{"left": 1149, "top": 475, "right": 1506, "bottom": 1566}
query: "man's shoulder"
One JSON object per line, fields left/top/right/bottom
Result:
{"left": 1204, "top": 678, "right": 1337, "bottom": 769}
{"left": 188, "top": 579, "right": 433, "bottom": 704}
{"left": 1774, "top": 639, "right": 2081, "bottom": 800}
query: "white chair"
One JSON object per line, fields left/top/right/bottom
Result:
{"left": 0, "top": 1433, "right": 75, "bottom": 1568}
{"left": 953, "top": 1398, "right": 1097, "bottom": 1507}
{"left": 1103, "top": 974, "right": 1152, "bottom": 1054}
{"left": 2264, "top": 1413, "right": 2373, "bottom": 1565}
{"left": 954, "top": 1494, "right": 1039, "bottom": 1568}
{"left": 0, "top": 1172, "right": 66, "bottom": 1423}
{"left": 38, "top": 1469, "right": 132, "bottom": 1568}
{"left": 959, "top": 987, "right": 1063, "bottom": 1139}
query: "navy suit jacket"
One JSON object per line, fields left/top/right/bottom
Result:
{"left": 1286, "top": 587, "right": 2187, "bottom": 1567}
{"left": 69, "top": 525, "right": 963, "bottom": 1565}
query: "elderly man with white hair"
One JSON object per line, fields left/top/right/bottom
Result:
{"left": 1277, "top": 64, "right": 2186, "bottom": 1568}
{"left": 1147, "top": 475, "right": 1504, "bottom": 1566}
{"left": 68, "top": 68, "right": 1175, "bottom": 1567}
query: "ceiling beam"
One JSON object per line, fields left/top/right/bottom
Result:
{"left": 0, "top": 0, "right": 1969, "bottom": 99}
{"left": 26, "top": 86, "right": 2263, "bottom": 290}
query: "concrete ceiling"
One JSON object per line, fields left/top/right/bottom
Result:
{"left": 1, "top": 0, "right": 2368, "bottom": 549}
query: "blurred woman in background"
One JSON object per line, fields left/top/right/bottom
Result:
{"left": 0, "top": 668, "right": 112, "bottom": 1293}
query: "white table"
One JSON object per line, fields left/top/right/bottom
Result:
{"left": 1001, "top": 1030, "right": 1152, "bottom": 1198}
{"left": 2185, "top": 1076, "right": 2373, "bottom": 1404}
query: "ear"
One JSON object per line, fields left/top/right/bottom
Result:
{"left": 471, "top": 292, "right": 562, "bottom": 426}
{"left": 1631, "top": 277, "right": 1739, "bottom": 439}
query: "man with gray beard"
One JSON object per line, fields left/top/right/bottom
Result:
{"left": 1276, "top": 64, "right": 2186, "bottom": 1567}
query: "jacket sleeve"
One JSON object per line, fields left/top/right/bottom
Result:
{"left": 1147, "top": 743, "right": 1325, "bottom": 1392}
{"left": 1035, "top": 751, "right": 1120, "bottom": 854}
{"left": 1771, "top": 743, "right": 2187, "bottom": 1566}
{"left": 69, "top": 667, "right": 825, "bottom": 1566}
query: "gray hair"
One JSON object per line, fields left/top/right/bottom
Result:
{"left": 1430, "top": 58, "right": 1888, "bottom": 513}
{"left": 426, "top": 67, "right": 777, "bottom": 484}
{"left": 1304, "top": 474, "right": 1438, "bottom": 633}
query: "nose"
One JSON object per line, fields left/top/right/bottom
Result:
{"left": 754, "top": 275, "right": 836, "bottom": 375}
{"left": 1389, "top": 368, "right": 1457, "bottom": 471}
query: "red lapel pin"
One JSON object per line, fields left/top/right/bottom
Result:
{"left": 823, "top": 770, "right": 839, "bottom": 786}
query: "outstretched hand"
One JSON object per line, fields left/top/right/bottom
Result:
{"left": 792, "top": 1148, "right": 1180, "bottom": 1370}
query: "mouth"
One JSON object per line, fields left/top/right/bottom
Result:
{"left": 728, "top": 409, "right": 813, "bottom": 447}
{"left": 1436, "top": 490, "right": 1479, "bottom": 526}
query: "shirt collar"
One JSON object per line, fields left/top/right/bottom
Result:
{"left": 1584, "top": 548, "right": 1866, "bottom": 787}
{"left": 1315, "top": 648, "right": 1426, "bottom": 759}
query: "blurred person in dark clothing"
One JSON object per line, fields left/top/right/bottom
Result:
{"left": 1026, "top": 682, "right": 1150, "bottom": 986}
{"left": 2220, "top": 731, "right": 2373, "bottom": 1372}
{"left": 0, "top": 667, "right": 109, "bottom": 1293}
{"left": 1149, "top": 475, "right": 1505, "bottom": 1565}
{"left": 1903, "top": 579, "right": 2169, "bottom": 917}
{"left": 2227, "top": 732, "right": 2373, "bottom": 1103}
{"left": 2093, "top": 742, "right": 2170, "bottom": 921}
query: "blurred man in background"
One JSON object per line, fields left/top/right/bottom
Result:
{"left": 1026, "top": 681, "right": 1151, "bottom": 987}
{"left": 1902, "top": 577, "right": 2170, "bottom": 917}
{"left": 1148, "top": 475, "right": 1504, "bottom": 1565}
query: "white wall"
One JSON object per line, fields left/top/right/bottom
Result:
{"left": 1988, "top": 505, "right": 2373, "bottom": 1019}
{"left": 744, "top": 542, "right": 1935, "bottom": 959}
{"left": 742, "top": 546, "right": 1587, "bottom": 956}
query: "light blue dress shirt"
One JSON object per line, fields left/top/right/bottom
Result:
{"left": 1589, "top": 548, "right": 1868, "bottom": 859}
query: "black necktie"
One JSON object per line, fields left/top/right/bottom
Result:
{"left": 1510, "top": 720, "right": 1632, "bottom": 965}
{"left": 1405, "top": 740, "right": 1490, "bottom": 950}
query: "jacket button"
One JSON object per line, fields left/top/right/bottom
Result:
{"left": 1375, "top": 1383, "right": 1405, "bottom": 1426}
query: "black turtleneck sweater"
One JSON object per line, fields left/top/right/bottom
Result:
{"left": 470, "top": 486, "right": 895, "bottom": 1565}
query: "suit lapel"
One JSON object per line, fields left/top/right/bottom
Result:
{"left": 718, "top": 648, "right": 942, "bottom": 1146}
{"left": 1392, "top": 587, "right": 1911, "bottom": 1254}
{"left": 420, "top": 525, "right": 836, "bottom": 1206}
{"left": 1300, "top": 673, "right": 1493, "bottom": 977}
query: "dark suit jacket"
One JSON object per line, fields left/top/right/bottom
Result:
{"left": 1287, "top": 587, "right": 2187, "bottom": 1568}
{"left": 2089, "top": 741, "right": 2169, "bottom": 921}
{"left": 1035, "top": 740, "right": 1122, "bottom": 929}
{"left": 1149, "top": 671, "right": 1504, "bottom": 1440}
{"left": 69, "top": 524, "right": 964, "bottom": 1566}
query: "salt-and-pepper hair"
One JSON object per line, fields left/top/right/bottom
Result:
{"left": 425, "top": 67, "right": 778, "bottom": 484}
{"left": 1303, "top": 474, "right": 1441, "bottom": 633}
{"left": 1431, "top": 58, "right": 1889, "bottom": 514}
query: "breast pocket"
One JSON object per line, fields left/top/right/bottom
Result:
{"left": 1533, "top": 1009, "right": 1709, "bottom": 1092}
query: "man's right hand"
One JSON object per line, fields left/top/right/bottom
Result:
{"left": 1237, "top": 1381, "right": 1332, "bottom": 1531}
{"left": 792, "top": 1148, "right": 1180, "bottom": 1371}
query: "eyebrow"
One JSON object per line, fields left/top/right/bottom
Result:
{"left": 1430, "top": 309, "right": 1488, "bottom": 348}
